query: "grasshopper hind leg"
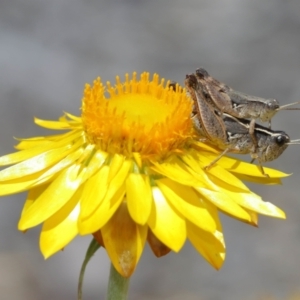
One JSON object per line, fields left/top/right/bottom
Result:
{"left": 204, "top": 148, "right": 231, "bottom": 170}
{"left": 249, "top": 118, "right": 259, "bottom": 155}
{"left": 249, "top": 119, "right": 270, "bottom": 176}
{"left": 250, "top": 157, "right": 269, "bottom": 177}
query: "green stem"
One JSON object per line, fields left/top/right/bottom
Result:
{"left": 78, "top": 239, "right": 101, "bottom": 300}
{"left": 106, "top": 263, "right": 130, "bottom": 300}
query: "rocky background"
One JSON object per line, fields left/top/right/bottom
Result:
{"left": 1, "top": 1, "right": 300, "bottom": 299}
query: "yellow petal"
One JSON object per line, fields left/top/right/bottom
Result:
{"left": 201, "top": 152, "right": 289, "bottom": 178}
{"left": 0, "top": 131, "right": 82, "bottom": 166}
{"left": 18, "top": 164, "right": 82, "bottom": 230}
{"left": 0, "top": 145, "right": 58, "bottom": 166}
{"left": 101, "top": 202, "right": 147, "bottom": 277}
{"left": 104, "top": 159, "right": 132, "bottom": 205}
{"left": 14, "top": 130, "right": 79, "bottom": 150}
{"left": 192, "top": 141, "right": 220, "bottom": 154}
{"left": 205, "top": 172, "right": 250, "bottom": 194}
{"left": 20, "top": 183, "right": 51, "bottom": 216}
{"left": 148, "top": 187, "right": 186, "bottom": 252}
{"left": 132, "top": 152, "right": 142, "bottom": 168}
{"left": 0, "top": 142, "right": 100, "bottom": 198}
{"left": 108, "top": 154, "right": 125, "bottom": 182}
{"left": 238, "top": 208, "right": 258, "bottom": 226}
{"left": 156, "top": 178, "right": 216, "bottom": 233}
{"left": 80, "top": 150, "right": 108, "bottom": 183}
{"left": 195, "top": 187, "right": 251, "bottom": 222}
{"left": 223, "top": 190, "right": 286, "bottom": 218}
{"left": 15, "top": 136, "right": 57, "bottom": 150}
{"left": 182, "top": 150, "right": 250, "bottom": 192}
{"left": 0, "top": 139, "right": 82, "bottom": 181}
{"left": 0, "top": 146, "right": 87, "bottom": 197}
{"left": 150, "top": 157, "right": 206, "bottom": 187}
{"left": 80, "top": 166, "right": 109, "bottom": 219}
{"left": 79, "top": 159, "right": 132, "bottom": 234}
{"left": 126, "top": 173, "right": 152, "bottom": 225}
{"left": 37, "top": 147, "right": 84, "bottom": 182}
{"left": 247, "top": 210, "right": 258, "bottom": 226}
{"left": 34, "top": 117, "right": 73, "bottom": 129}
{"left": 207, "top": 165, "right": 250, "bottom": 191}
{"left": 18, "top": 145, "right": 98, "bottom": 193}
{"left": 187, "top": 220, "right": 225, "bottom": 270}
{"left": 64, "top": 112, "right": 82, "bottom": 122}
{"left": 0, "top": 179, "right": 43, "bottom": 196}
{"left": 78, "top": 184, "right": 125, "bottom": 234}
{"left": 40, "top": 191, "right": 81, "bottom": 258}
{"left": 234, "top": 173, "right": 283, "bottom": 185}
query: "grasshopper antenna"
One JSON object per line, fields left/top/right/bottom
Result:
{"left": 277, "top": 101, "right": 300, "bottom": 111}
{"left": 287, "top": 139, "right": 300, "bottom": 145}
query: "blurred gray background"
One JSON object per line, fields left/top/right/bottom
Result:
{"left": 1, "top": 0, "right": 300, "bottom": 299}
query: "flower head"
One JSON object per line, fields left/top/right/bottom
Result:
{"left": 0, "top": 72, "right": 287, "bottom": 277}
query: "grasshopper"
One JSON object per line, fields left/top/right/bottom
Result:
{"left": 193, "top": 68, "right": 300, "bottom": 156}
{"left": 185, "top": 73, "right": 300, "bottom": 174}
{"left": 194, "top": 67, "right": 300, "bottom": 126}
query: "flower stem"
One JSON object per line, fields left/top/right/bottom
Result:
{"left": 106, "top": 263, "right": 130, "bottom": 300}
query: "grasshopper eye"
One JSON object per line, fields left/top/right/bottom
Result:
{"left": 196, "top": 68, "right": 209, "bottom": 78}
{"left": 276, "top": 135, "right": 289, "bottom": 146}
{"left": 267, "top": 100, "right": 279, "bottom": 110}
{"left": 185, "top": 74, "right": 198, "bottom": 88}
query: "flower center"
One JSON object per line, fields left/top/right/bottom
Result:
{"left": 81, "top": 72, "right": 193, "bottom": 158}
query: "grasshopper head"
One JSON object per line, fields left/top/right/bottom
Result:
{"left": 185, "top": 73, "right": 198, "bottom": 90}
{"left": 261, "top": 131, "right": 290, "bottom": 162}
{"left": 260, "top": 99, "right": 300, "bottom": 122}
{"left": 259, "top": 99, "right": 280, "bottom": 122}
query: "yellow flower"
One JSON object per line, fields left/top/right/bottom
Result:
{"left": 0, "top": 72, "right": 287, "bottom": 278}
